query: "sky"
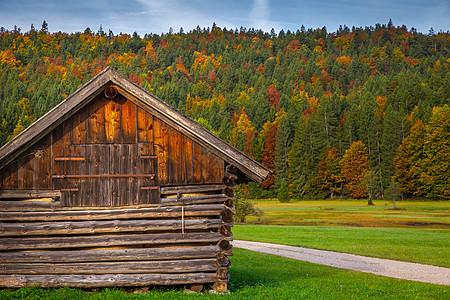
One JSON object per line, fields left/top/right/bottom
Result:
{"left": 0, "top": 0, "right": 449, "bottom": 35}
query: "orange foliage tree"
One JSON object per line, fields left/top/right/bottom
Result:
{"left": 341, "top": 141, "right": 369, "bottom": 198}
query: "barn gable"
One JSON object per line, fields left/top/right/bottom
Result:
{"left": 0, "top": 67, "right": 269, "bottom": 185}
{"left": 0, "top": 67, "right": 269, "bottom": 205}
{"left": 0, "top": 67, "right": 269, "bottom": 291}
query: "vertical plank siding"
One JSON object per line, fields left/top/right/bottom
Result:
{"left": 0, "top": 89, "right": 225, "bottom": 205}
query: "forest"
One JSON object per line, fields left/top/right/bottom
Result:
{"left": 0, "top": 21, "right": 449, "bottom": 200}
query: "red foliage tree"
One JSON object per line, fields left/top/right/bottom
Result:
{"left": 266, "top": 84, "right": 280, "bottom": 110}
{"left": 260, "top": 123, "right": 278, "bottom": 189}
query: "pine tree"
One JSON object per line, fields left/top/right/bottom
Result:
{"left": 421, "top": 105, "right": 450, "bottom": 198}
{"left": 380, "top": 103, "right": 404, "bottom": 190}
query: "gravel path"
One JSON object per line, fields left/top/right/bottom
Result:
{"left": 233, "top": 240, "right": 450, "bottom": 286}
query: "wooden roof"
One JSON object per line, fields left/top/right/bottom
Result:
{"left": 0, "top": 67, "right": 270, "bottom": 183}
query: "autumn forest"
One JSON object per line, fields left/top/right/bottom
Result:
{"left": 0, "top": 21, "right": 449, "bottom": 200}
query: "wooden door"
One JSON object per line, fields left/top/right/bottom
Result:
{"left": 53, "top": 144, "right": 159, "bottom": 207}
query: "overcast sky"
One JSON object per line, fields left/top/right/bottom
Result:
{"left": 1, "top": 0, "right": 449, "bottom": 35}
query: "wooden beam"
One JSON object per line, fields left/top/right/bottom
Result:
{"left": 0, "top": 190, "right": 60, "bottom": 199}
{"left": 0, "top": 258, "right": 219, "bottom": 274}
{"left": 0, "top": 232, "right": 225, "bottom": 250}
{"left": 0, "top": 272, "right": 218, "bottom": 288}
{"left": 0, "top": 204, "right": 228, "bottom": 221}
{"left": 0, "top": 200, "right": 61, "bottom": 210}
{"left": 160, "top": 184, "right": 225, "bottom": 195}
{"left": 0, "top": 245, "right": 221, "bottom": 263}
{"left": 52, "top": 174, "right": 155, "bottom": 179}
{"left": 0, "top": 218, "right": 225, "bottom": 236}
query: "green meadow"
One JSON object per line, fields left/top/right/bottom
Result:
{"left": 243, "top": 199, "right": 450, "bottom": 228}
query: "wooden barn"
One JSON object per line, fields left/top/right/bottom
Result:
{"left": 0, "top": 67, "right": 270, "bottom": 291}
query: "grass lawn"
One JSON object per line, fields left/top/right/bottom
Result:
{"left": 233, "top": 224, "right": 450, "bottom": 267}
{"left": 244, "top": 199, "right": 450, "bottom": 228}
{"left": 234, "top": 199, "right": 450, "bottom": 267}
{"left": 1, "top": 249, "right": 448, "bottom": 300}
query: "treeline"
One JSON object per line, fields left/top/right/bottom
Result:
{"left": 0, "top": 21, "right": 449, "bottom": 199}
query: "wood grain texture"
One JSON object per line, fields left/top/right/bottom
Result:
{"left": 153, "top": 117, "right": 168, "bottom": 185}
{"left": 104, "top": 97, "right": 121, "bottom": 143}
{"left": 70, "top": 108, "right": 88, "bottom": 145}
{"left": 0, "top": 245, "right": 221, "bottom": 263}
{"left": 120, "top": 97, "right": 137, "bottom": 144}
{"left": 0, "top": 203, "right": 228, "bottom": 221}
{"left": 0, "top": 232, "right": 223, "bottom": 250}
{"left": 0, "top": 259, "right": 219, "bottom": 275}
{"left": 87, "top": 94, "right": 107, "bottom": 144}
{"left": 0, "top": 219, "right": 224, "bottom": 236}
{"left": 0, "top": 273, "right": 218, "bottom": 288}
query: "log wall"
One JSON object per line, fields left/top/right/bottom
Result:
{"left": 0, "top": 182, "right": 235, "bottom": 291}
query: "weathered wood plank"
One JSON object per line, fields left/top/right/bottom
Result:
{"left": 87, "top": 94, "right": 107, "bottom": 144}
{"left": 0, "top": 165, "right": 8, "bottom": 189}
{"left": 0, "top": 219, "right": 224, "bottom": 236}
{"left": 211, "top": 154, "right": 225, "bottom": 184}
{"left": 201, "top": 147, "right": 212, "bottom": 184}
{"left": 1, "top": 163, "right": 18, "bottom": 189}
{"left": 0, "top": 259, "right": 219, "bottom": 275}
{"left": 0, "top": 203, "right": 227, "bottom": 219}
{"left": 121, "top": 97, "right": 137, "bottom": 144}
{"left": 118, "top": 144, "right": 130, "bottom": 206}
{"left": 160, "top": 194, "right": 230, "bottom": 206}
{"left": 137, "top": 106, "right": 153, "bottom": 144}
{"left": 17, "top": 148, "right": 34, "bottom": 190}
{"left": 0, "top": 245, "right": 221, "bottom": 263}
{"left": 128, "top": 144, "right": 138, "bottom": 205}
{"left": 160, "top": 184, "right": 225, "bottom": 195}
{"left": 167, "top": 127, "right": 179, "bottom": 185}
{"left": 0, "top": 272, "right": 217, "bottom": 288}
{"left": 0, "top": 190, "right": 60, "bottom": 199}
{"left": 109, "top": 144, "right": 120, "bottom": 206}
{"left": 153, "top": 117, "right": 168, "bottom": 185}
{"left": 193, "top": 141, "right": 202, "bottom": 184}
{"left": 137, "top": 143, "right": 150, "bottom": 204}
{"left": 70, "top": 107, "right": 88, "bottom": 144}
{"left": 66, "top": 145, "right": 83, "bottom": 206}
{"left": 33, "top": 133, "right": 52, "bottom": 189}
{"left": 0, "top": 232, "right": 223, "bottom": 250}
{"left": 88, "top": 144, "right": 110, "bottom": 207}
{"left": 52, "top": 122, "right": 72, "bottom": 191}
{"left": 0, "top": 199, "right": 61, "bottom": 210}
{"left": 184, "top": 137, "right": 194, "bottom": 184}
{"left": 104, "top": 97, "right": 121, "bottom": 143}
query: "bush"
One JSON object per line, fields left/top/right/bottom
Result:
{"left": 234, "top": 185, "right": 263, "bottom": 222}
{"left": 277, "top": 180, "right": 290, "bottom": 203}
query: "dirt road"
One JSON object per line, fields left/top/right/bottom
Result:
{"left": 233, "top": 240, "right": 450, "bottom": 286}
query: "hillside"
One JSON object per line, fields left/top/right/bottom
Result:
{"left": 0, "top": 22, "right": 449, "bottom": 199}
